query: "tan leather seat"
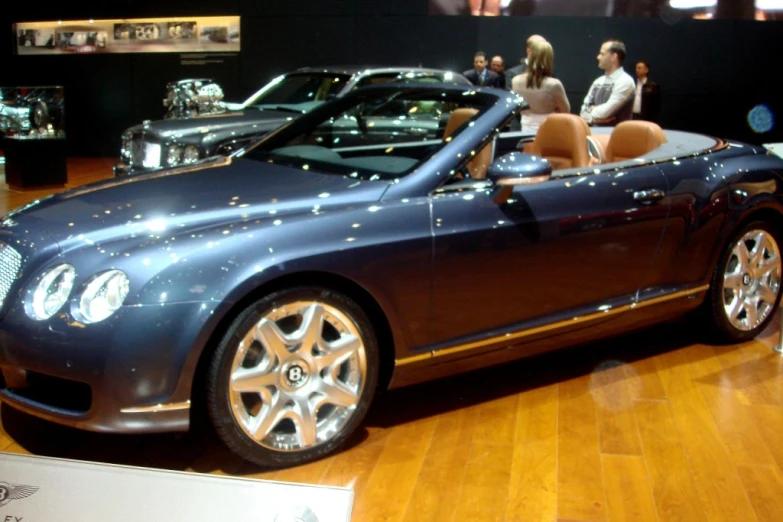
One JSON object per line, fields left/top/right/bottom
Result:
{"left": 527, "top": 114, "right": 592, "bottom": 170}
{"left": 443, "top": 108, "right": 493, "bottom": 179}
{"left": 604, "top": 120, "right": 667, "bottom": 163}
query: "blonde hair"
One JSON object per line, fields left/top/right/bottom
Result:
{"left": 526, "top": 40, "right": 554, "bottom": 89}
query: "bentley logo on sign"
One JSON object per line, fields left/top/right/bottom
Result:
{"left": 0, "top": 481, "right": 39, "bottom": 508}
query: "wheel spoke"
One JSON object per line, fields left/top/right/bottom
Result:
{"left": 723, "top": 272, "right": 743, "bottom": 290}
{"left": 749, "top": 233, "right": 767, "bottom": 266}
{"left": 231, "top": 367, "right": 277, "bottom": 393}
{"left": 728, "top": 294, "right": 744, "bottom": 321}
{"left": 758, "top": 285, "right": 778, "bottom": 305}
{"left": 735, "top": 241, "right": 751, "bottom": 272}
{"left": 745, "top": 297, "right": 759, "bottom": 327}
{"left": 296, "top": 303, "right": 325, "bottom": 354}
{"left": 251, "top": 394, "right": 287, "bottom": 440}
{"left": 256, "top": 319, "right": 292, "bottom": 364}
{"left": 291, "top": 399, "right": 318, "bottom": 448}
{"left": 314, "top": 379, "right": 359, "bottom": 409}
{"left": 316, "top": 334, "right": 361, "bottom": 373}
{"left": 758, "top": 255, "right": 781, "bottom": 278}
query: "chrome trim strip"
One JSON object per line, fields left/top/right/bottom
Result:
{"left": 121, "top": 400, "right": 191, "bottom": 414}
{"left": 395, "top": 285, "right": 710, "bottom": 367}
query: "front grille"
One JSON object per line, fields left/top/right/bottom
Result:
{"left": 0, "top": 241, "right": 22, "bottom": 309}
{"left": 129, "top": 133, "right": 162, "bottom": 169}
{"left": 130, "top": 133, "right": 145, "bottom": 166}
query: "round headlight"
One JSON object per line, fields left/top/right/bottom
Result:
{"left": 166, "top": 144, "right": 183, "bottom": 166}
{"left": 25, "top": 264, "right": 76, "bottom": 320}
{"left": 183, "top": 145, "right": 200, "bottom": 164}
{"left": 78, "top": 270, "right": 130, "bottom": 324}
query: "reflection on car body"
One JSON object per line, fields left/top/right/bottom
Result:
{"left": 2, "top": 83, "right": 783, "bottom": 470}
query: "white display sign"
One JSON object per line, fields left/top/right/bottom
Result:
{"left": 0, "top": 452, "right": 352, "bottom": 522}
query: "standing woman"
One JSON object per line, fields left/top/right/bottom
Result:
{"left": 512, "top": 40, "right": 570, "bottom": 134}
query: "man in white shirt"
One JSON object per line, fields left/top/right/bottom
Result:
{"left": 580, "top": 39, "right": 635, "bottom": 126}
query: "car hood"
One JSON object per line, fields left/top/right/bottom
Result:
{"left": 4, "top": 158, "right": 389, "bottom": 248}
{"left": 130, "top": 109, "right": 297, "bottom": 140}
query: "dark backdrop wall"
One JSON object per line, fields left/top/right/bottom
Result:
{"left": 1, "top": 0, "right": 781, "bottom": 157}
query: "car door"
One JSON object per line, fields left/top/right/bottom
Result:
{"left": 428, "top": 163, "right": 671, "bottom": 347}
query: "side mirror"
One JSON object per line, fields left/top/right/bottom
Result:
{"left": 487, "top": 152, "right": 552, "bottom": 204}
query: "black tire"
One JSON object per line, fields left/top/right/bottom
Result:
{"left": 206, "top": 286, "right": 379, "bottom": 468}
{"left": 705, "top": 220, "right": 783, "bottom": 343}
{"left": 30, "top": 100, "right": 49, "bottom": 128}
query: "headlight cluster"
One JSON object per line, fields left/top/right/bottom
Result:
{"left": 24, "top": 265, "right": 130, "bottom": 323}
{"left": 165, "top": 143, "right": 200, "bottom": 166}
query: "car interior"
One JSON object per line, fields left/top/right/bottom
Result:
{"left": 255, "top": 97, "right": 721, "bottom": 184}
{"left": 492, "top": 113, "right": 722, "bottom": 180}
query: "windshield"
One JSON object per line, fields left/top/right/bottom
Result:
{"left": 242, "top": 73, "right": 351, "bottom": 112}
{"left": 244, "top": 86, "right": 498, "bottom": 181}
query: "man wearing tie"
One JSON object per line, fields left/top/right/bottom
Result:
{"left": 463, "top": 52, "right": 503, "bottom": 87}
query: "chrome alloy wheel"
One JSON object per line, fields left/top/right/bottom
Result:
{"left": 722, "top": 229, "right": 782, "bottom": 331}
{"left": 227, "top": 301, "right": 367, "bottom": 452}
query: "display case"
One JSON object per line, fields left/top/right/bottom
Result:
{"left": 1, "top": 85, "right": 67, "bottom": 188}
{"left": 0, "top": 85, "right": 65, "bottom": 138}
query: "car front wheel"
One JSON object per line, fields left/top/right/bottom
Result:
{"left": 206, "top": 287, "right": 379, "bottom": 468}
{"left": 708, "top": 221, "right": 783, "bottom": 342}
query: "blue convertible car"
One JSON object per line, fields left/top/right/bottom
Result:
{"left": 1, "top": 83, "right": 783, "bottom": 468}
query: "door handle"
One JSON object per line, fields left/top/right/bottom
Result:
{"left": 633, "top": 188, "right": 665, "bottom": 203}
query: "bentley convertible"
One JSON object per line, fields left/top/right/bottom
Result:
{"left": 1, "top": 83, "right": 783, "bottom": 468}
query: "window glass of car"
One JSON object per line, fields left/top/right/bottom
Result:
{"left": 243, "top": 73, "right": 350, "bottom": 111}
{"left": 244, "top": 87, "right": 495, "bottom": 181}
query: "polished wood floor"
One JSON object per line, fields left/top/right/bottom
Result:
{"left": 2, "top": 159, "right": 783, "bottom": 521}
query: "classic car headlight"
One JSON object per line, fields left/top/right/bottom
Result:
{"left": 25, "top": 264, "right": 76, "bottom": 320}
{"left": 78, "top": 270, "right": 130, "bottom": 323}
{"left": 183, "top": 144, "right": 200, "bottom": 164}
{"left": 166, "top": 144, "right": 183, "bottom": 166}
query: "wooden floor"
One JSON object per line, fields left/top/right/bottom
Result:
{"left": 2, "top": 158, "right": 783, "bottom": 521}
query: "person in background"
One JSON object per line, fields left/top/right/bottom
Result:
{"left": 632, "top": 60, "right": 661, "bottom": 123}
{"left": 468, "top": 0, "right": 502, "bottom": 15}
{"left": 505, "top": 34, "right": 546, "bottom": 90}
{"left": 490, "top": 55, "right": 506, "bottom": 88}
{"left": 580, "top": 39, "right": 635, "bottom": 126}
{"left": 511, "top": 40, "right": 570, "bottom": 134}
{"left": 463, "top": 51, "right": 503, "bottom": 87}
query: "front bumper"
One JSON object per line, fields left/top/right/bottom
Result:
{"left": 0, "top": 301, "right": 221, "bottom": 433}
{"left": 113, "top": 162, "right": 152, "bottom": 177}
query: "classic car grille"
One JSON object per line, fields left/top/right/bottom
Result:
{"left": 0, "top": 242, "right": 22, "bottom": 309}
{"left": 129, "top": 133, "right": 162, "bottom": 168}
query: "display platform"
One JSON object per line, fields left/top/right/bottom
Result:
{"left": 1, "top": 137, "right": 67, "bottom": 189}
{"left": 0, "top": 452, "right": 353, "bottom": 522}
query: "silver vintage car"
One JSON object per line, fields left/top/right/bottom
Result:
{"left": 115, "top": 66, "right": 470, "bottom": 176}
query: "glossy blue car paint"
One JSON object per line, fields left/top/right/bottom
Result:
{"left": 1, "top": 83, "right": 783, "bottom": 436}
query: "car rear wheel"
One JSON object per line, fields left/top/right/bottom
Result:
{"left": 206, "top": 287, "right": 379, "bottom": 468}
{"left": 707, "top": 221, "right": 783, "bottom": 342}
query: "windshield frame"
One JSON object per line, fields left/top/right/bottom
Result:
{"left": 240, "top": 84, "right": 506, "bottom": 182}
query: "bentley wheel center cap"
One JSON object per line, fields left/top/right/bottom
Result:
{"left": 283, "top": 361, "right": 310, "bottom": 389}
{"left": 743, "top": 273, "right": 752, "bottom": 286}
